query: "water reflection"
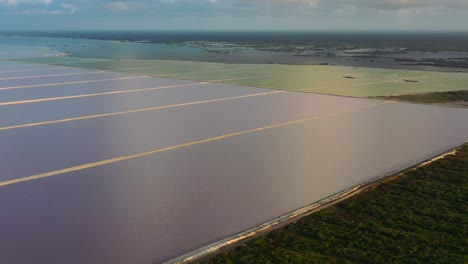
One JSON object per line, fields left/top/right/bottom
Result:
{"left": 0, "top": 100, "right": 467, "bottom": 263}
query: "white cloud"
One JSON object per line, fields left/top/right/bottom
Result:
{"left": 0, "top": 0, "right": 53, "bottom": 5}
{"left": 2, "top": 0, "right": 468, "bottom": 20}
{"left": 60, "top": 3, "right": 75, "bottom": 14}
{"left": 212, "top": 0, "right": 468, "bottom": 10}
{"left": 14, "top": 1, "right": 76, "bottom": 15}
{"left": 348, "top": 0, "right": 468, "bottom": 10}
{"left": 206, "top": 0, "right": 468, "bottom": 18}
{"left": 107, "top": 2, "right": 136, "bottom": 11}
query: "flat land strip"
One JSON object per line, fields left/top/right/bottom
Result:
{"left": 12, "top": 57, "right": 468, "bottom": 97}
{"left": 205, "top": 145, "right": 468, "bottom": 264}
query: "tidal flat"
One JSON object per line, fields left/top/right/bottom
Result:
{"left": 13, "top": 56, "right": 468, "bottom": 98}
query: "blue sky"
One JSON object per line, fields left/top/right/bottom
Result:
{"left": 1, "top": 0, "right": 468, "bottom": 31}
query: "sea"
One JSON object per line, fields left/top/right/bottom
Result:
{"left": 1, "top": 31, "right": 468, "bottom": 71}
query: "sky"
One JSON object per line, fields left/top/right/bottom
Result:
{"left": 1, "top": 0, "right": 468, "bottom": 31}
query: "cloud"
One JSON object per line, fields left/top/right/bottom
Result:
{"left": 107, "top": 2, "right": 136, "bottom": 11}
{"left": 145, "top": 0, "right": 468, "bottom": 18}
{"left": 3, "top": 0, "right": 468, "bottom": 16}
{"left": 191, "top": 0, "right": 468, "bottom": 11}
{"left": 199, "top": 0, "right": 468, "bottom": 18}
{"left": 11, "top": 0, "right": 76, "bottom": 15}
{"left": 346, "top": 0, "right": 468, "bottom": 10}
{"left": 60, "top": 3, "right": 76, "bottom": 13}
{"left": 1, "top": 0, "right": 468, "bottom": 23}
{"left": 0, "top": 0, "right": 53, "bottom": 5}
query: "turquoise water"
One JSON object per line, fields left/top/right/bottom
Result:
{"left": 0, "top": 35, "right": 208, "bottom": 60}
{"left": 2, "top": 32, "right": 468, "bottom": 71}
{"left": 0, "top": 44, "right": 60, "bottom": 59}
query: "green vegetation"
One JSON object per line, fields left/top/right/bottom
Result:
{"left": 12, "top": 57, "right": 468, "bottom": 97}
{"left": 205, "top": 145, "right": 468, "bottom": 264}
{"left": 380, "top": 90, "right": 468, "bottom": 106}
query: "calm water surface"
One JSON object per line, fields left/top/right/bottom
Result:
{"left": 2, "top": 32, "right": 468, "bottom": 71}
{"left": 0, "top": 90, "right": 467, "bottom": 263}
